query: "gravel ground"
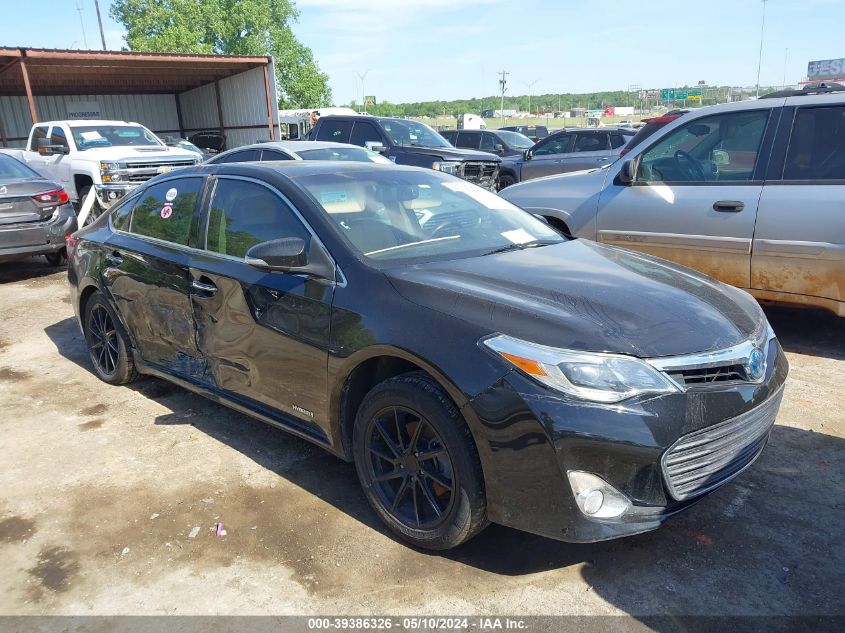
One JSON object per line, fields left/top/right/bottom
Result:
{"left": 0, "top": 257, "right": 843, "bottom": 618}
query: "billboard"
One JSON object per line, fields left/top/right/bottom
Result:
{"left": 807, "top": 59, "right": 845, "bottom": 81}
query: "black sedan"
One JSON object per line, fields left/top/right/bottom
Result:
{"left": 0, "top": 153, "right": 77, "bottom": 265}
{"left": 68, "top": 161, "right": 787, "bottom": 549}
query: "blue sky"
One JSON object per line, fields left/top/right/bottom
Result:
{"left": 1, "top": 0, "right": 842, "bottom": 104}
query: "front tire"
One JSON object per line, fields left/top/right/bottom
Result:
{"left": 497, "top": 174, "right": 517, "bottom": 191}
{"left": 353, "top": 372, "right": 487, "bottom": 550}
{"left": 44, "top": 250, "right": 66, "bottom": 267}
{"left": 83, "top": 291, "right": 137, "bottom": 385}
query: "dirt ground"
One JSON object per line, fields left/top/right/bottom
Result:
{"left": 0, "top": 257, "right": 843, "bottom": 618}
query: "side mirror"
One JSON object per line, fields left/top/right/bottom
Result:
{"left": 366, "top": 141, "right": 388, "bottom": 154}
{"left": 523, "top": 149, "right": 532, "bottom": 161}
{"left": 617, "top": 159, "right": 637, "bottom": 185}
{"left": 245, "top": 237, "right": 335, "bottom": 281}
{"left": 36, "top": 138, "right": 68, "bottom": 156}
{"left": 494, "top": 143, "right": 504, "bottom": 153}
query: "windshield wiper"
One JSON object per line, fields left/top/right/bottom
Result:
{"left": 483, "top": 239, "right": 560, "bottom": 256}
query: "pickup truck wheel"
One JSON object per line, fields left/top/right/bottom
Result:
{"left": 497, "top": 174, "right": 517, "bottom": 190}
{"left": 353, "top": 372, "right": 487, "bottom": 550}
{"left": 76, "top": 187, "right": 101, "bottom": 227}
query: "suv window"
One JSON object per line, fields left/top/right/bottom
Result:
{"left": 783, "top": 106, "right": 845, "bottom": 181}
{"left": 480, "top": 132, "right": 498, "bottom": 151}
{"left": 129, "top": 177, "right": 203, "bottom": 245}
{"left": 316, "top": 118, "right": 353, "bottom": 143}
{"left": 609, "top": 133, "right": 627, "bottom": 149}
{"left": 260, "top": 149, "right": 294, "bottom": 161}
{"left": 533, "top": 134, "right": 571, "bottom": 156}
{"left": 456, "top": 132, "right": 480, "bottom": 150}
{"left": 637, "top": 110, "right": 769, "bottom": 183}
{"left": 574, "top": 133, "right": 608, "bottom": 152}
{"left": 440, "top": 130, "right": 457, "bottom": 144}
{"left": 29, "top": 126, "right": 48, "bottom": 152}
{"left": 110, "top": 194, "right": 139, "bottom": 232}
{"left": 206, "top": 179, "right": 311, "bottom": 258}
{"left": 49, "top": 126, "right": 70, "bottom": 150}
{"left": 350, "top": 120, "right": 383, "bottom": 148}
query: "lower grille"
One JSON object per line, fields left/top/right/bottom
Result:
{"left": 661, "top": 388, "right": 783, "bottom": 500}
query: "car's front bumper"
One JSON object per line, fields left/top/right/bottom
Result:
{"left": 0, "top": 204, "right": 78, "bottom": 262}
{"left": 94, "top": 184, "right": 134, "bottom": 208}
{"left": 466, "top": 338, "right": 789, "bottom": 542}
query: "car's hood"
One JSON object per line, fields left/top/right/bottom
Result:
{"left": 386, "top": 240, "right": 763, "bottom": 358}
{"left": 397, "top": 145, "right": 501, "bottom": 163}
{"left": 73, "top": 146, "right": 198, "bottom": 161}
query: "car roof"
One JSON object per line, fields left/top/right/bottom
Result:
{"left": 46, "top": 120, "right": 142, "bottom": 127}
{"left": 239, "top": 140, "right": 368, "bottom": 152}
{"left": 195, "top": 160, "right": 416, "bottom": 180}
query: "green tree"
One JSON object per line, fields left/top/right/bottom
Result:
{"left": 110, "top": 0, "right": 332, "bottom": 108}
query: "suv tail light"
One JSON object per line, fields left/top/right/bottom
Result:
{"left": 66, "top": 233, "right": 80, "bottom": 259}
{"left": 32, "top": 189, "right": 69, "bottom": 207}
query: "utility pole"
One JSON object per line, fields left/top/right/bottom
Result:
{"left": 498, "top": 70, "right": 509, "bottom": 127}
{"left": 782, "top": 48, "right": 789, "bottom": 89}
{"left": 355, "top": 70, "right": 370, "bottom": 113}
{"left": 76, "top": 1, "right": 88, "bottom": 49}
{"left": 93, "top": 0, "right": 107, "bottom": 50}
{"left": 755, "top": 0, "right": 768, "bottom": 98}
{"left": 520, "top": 78, "right": 539, "bottom": 116}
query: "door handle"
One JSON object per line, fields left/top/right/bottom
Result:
{"left": 713, "top": 200, "right": 745, "bottom": 212}
{"left": 105, "top": 251, "right": 123, "bottom": 266}
{"left": 191, "top": 279, "right": 218, "bottom": 296}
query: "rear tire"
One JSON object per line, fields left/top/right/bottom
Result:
{"left": 497, "top": 174, "right": 517, "bottom": 190}
{"left": 353, "top": 372, "right": 487, "bottom": 550}
{"left": 44, "top": 250, "right": 66, "bottom": 267}
{"left": 83, "top": 291, "right": 137, "bottom": 385}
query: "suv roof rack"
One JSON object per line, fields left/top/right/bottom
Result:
{"left": 760, "top": 82, "right": 845, "bottom": 99}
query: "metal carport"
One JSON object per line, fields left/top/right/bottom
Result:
{"left": 0, "top": 47, "right": 279, "bottom": 148}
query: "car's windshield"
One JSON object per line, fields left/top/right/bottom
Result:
{"left": 297, "top": 169, "right": 563, "bottom": 264}
{"left": 496, "top": 130, "right": 534, "bottom": 150}
{"left": 380, "top": 120, "right": 451, "bottom": 148}
{"left": 0, "top": 154, "right": 40, "bottom": 179}
{"left": 71, "top": 125, "right": 163, "bottom": 150}
{"left": 296, "top": 147, "right": 392, "bottom": 164}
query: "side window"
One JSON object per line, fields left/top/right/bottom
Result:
{"left": 637, "top": 110, "right": 769, "bottom": 183}
{"left": 215, "top": 149, "right": 259, "bottom": 164}
{"left": 783, "top": 106, "right": 845, "bottom": 181}
{"left": 110, "top": 194, "right": 139, "bottom": 232}
{"left": 440, "top": 131, "right": 456, "bottom": 144}
{"left": 533, "top": 134, "right": 571, "bottom": 156}
{"left": 316, "top": 119, "right": 353, "bottom": 143}
{"left": 609, "top": 133, "right": 627, "bottom": 149}
{"left": 206, "top": 179, "right": 311, "bottom": 258}
{"left": 350, "top": 121, "right": 384, "bottom": 148}
{"left": 129, "top": 177, "right": 203, "bottom": 245}
{"left": 479, "top": 133, "right": 498, "bottom": 151}
{"left": 456, "top": 132, "right": 479, "bottom": 150}
{"left": 574, "top": 133, "right": 607, "bottom": 152}
{"left": 260, "top": 149, "right": 293, "bottom": 161}
{"left": 49, "top": 126, "right": 70, "bottom": 150}
{"left": 29, "top": 126, "right": 48, "bottom": 152}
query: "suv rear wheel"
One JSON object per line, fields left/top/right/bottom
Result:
{"left": 352, "top": 372, "right": 487, "bottom": 550}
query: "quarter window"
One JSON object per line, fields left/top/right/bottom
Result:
{"left": 206, "top": 179, "right": 310, "bottom": 258}
{"left": 783, "top": 106, "right": 845, "bottom": 181}
{"left": 456, "top": 132, "right": 479, "bottom": 150}
{"left": 129, "top": 177, "right": 203, "bottom": 245}
{"left": 637, "top": 110, "right": 769, "bottom": 183}
{"left": 350, "top": 121, "right": 383, "bottom": 148}
{"left": 214, "top": 148, "right": 259, "bottom": 164}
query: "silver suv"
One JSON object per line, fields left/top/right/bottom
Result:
{"left": 500, "top": 85, "right": 845, "bottom": 317}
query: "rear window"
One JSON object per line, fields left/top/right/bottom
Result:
{"left": 129, "top": 177, "right": 203, "bottom": 245}
{"left": 316, "top": 118, "right": 353, "bottom": 143}
{"left": 0, "top": 153, "right": 39, "bottom": 178}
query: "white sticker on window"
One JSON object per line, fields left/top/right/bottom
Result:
{"left": 501, "top": 228, "right": 535, "bottom": 244}
{"left": 80, "top": 131, "right": 103, "bottom": 141}
{"left": 165, "top": 187, "right": 178, "bottom": 202}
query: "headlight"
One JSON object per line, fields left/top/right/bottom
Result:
{"left": 482, "top": 334, "right": 679, "bottom": 403}
{"left": 100, "top": 161, "right": 122, "bottom": 171}
{"left": 432, "top": 160, "right": 462, "bottom": 175}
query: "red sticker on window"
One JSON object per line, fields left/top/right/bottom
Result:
{"left": 160, "top": 203, "right": 173, "bottom": 219}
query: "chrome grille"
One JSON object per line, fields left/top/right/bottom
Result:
{"left": 458, "top": 161, "right": 498, "bottom": 189}
{"left": 661, "top": 388, "right": 783, "bottom": 501}
{"left": 125, "top": 160, "right": 196, "bottom": 170}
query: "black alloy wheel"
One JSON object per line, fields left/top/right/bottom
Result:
{"left": 353, "top": 372, "right": 487, "bottom": 550}
{"left": 83, "top": 292, "right": 137, "bottom": 385}
{"left": 365, "top": 406, "right": 455, "bottom": 530}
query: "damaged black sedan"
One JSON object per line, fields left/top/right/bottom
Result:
{"left": 68, "top": 161, "right": 787, "bottom": 550}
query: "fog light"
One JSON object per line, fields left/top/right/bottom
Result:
{"left": 567, "top": 471, "right": 630, "bottom": 519}
{"left": 108, "top": 192, "right": 117, "bottom": 200}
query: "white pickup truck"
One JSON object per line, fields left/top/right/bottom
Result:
{"left": 1, "top": 120, "right": 201, "bottom": 214}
